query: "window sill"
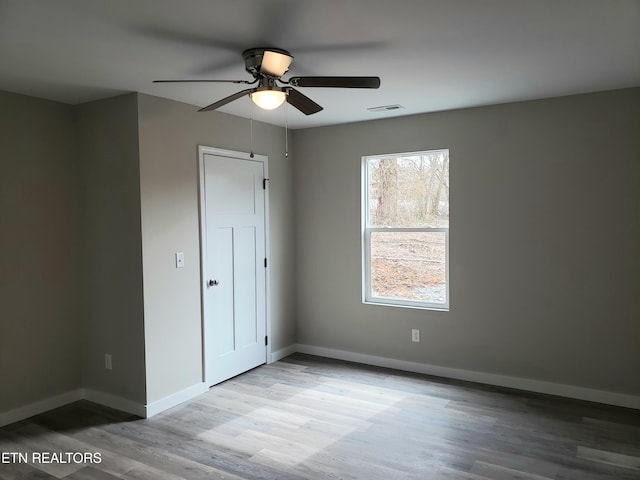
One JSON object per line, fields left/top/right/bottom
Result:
{"left": 363, "top": 299, "right": 449, "bottom": 312}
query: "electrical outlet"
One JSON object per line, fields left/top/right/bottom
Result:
{"left": 411, "top": 329, "right": 420, "bottom": 343}
{"left": 105, "top": 354, "right": 112, "bottom": 370}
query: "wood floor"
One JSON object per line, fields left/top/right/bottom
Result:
{"left": 1, "top": 353, "right": 639, "bottom": 479}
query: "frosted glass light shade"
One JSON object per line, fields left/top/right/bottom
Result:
{"left": 251, "top": 90, "right": 286, "bottom": 110}
{"left": 261, "top": 50, "right": 293, "bottom": 77}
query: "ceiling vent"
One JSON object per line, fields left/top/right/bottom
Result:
{"left": 367, "top": 104, "right": 405, "bottom": 112}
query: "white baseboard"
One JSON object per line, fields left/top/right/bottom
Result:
{"left": 83, "top": 389, "right": 146, "bottom": 418}
{"left": 4, "top": 345, "right": 637, "bottom": 428}
{"left": 0, "top": 390, "right": 83, "bottom": 428}
{"left": 145, "top": 382, "right": 208, "bottom": 418}
{"left": 84, "top": 383, "right": 209, "bottom": 419}
{"left": 1, "top": 382, "right": 208, "bottom": 427}
{"left": 270, "top": 344, "right": 298, "bottom": 363}
{"left": 293, "top": 343, "right": 640, "bottom": 410}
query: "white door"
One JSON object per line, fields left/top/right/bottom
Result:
{"left": 201, "top": 149, "right": 267, "bottom": 386}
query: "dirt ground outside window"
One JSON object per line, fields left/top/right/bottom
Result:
{"left": 371, "top": 231, "right": 446, "bottom": 304}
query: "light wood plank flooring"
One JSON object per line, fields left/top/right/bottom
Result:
{"left": 1, "top": 353, "right": 639, "bottom": 479}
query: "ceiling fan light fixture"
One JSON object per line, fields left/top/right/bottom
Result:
{"left": 251, "top": 88, "right": 286, "bottom": 110}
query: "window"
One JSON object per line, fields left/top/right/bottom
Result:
{"left": 362, "top": 150, "right": 449, "bottom": 310}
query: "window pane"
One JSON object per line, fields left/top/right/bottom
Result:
{"left": 367, "top": 151, "right": 449, "bottom": 228}
{"left": 370, "top": 231, "right": 446, "bottom": 304}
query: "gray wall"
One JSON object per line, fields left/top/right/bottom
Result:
{"left": 137, "top": 94, "right": 296, "bottom": 403}
{"left": 2, "top": 85, "right": 636, "bottom": 418}
{"left": 292, "top": 88, "right": 640, "bottom": 396}
{"left": 0, "top": 90, "right": 81, "bottom": 411}
{"left": 75, "top": 94, "right": 146, "bottom": 404}
{"left": 0, "top": 89, "right": 295, "bottom": 415}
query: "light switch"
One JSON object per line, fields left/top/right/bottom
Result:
{"left": 176, "top": 252, "right": 185, "bottom": 268}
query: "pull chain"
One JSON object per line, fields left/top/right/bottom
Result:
{"left": 284, "top": 101, "right": 289, "bottom": 158}
{"left": 249, "top": 94, "right": 255, "bottom": 158}
{"left": 248, "top": 93, "right": 289, "bottom": 159}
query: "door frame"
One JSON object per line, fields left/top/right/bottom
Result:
{"left": 197, "top": 145, "right": 271, "bottom": 385}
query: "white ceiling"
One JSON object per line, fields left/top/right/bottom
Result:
{"left": 1, "top": 0, "right": 639, "bottom": 129}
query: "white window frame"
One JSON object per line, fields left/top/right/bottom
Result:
{"left": 362, "top": 150, "right": 450, "bottom": 311}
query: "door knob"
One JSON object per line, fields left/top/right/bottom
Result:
{"left": 208, "top": 279, "right": 219, "bottom": 287}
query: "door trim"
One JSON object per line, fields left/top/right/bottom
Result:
{"left": 197, "top": 145, "right": 271, "bottom": 385}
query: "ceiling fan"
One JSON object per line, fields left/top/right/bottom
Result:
{"left": 154, "top": 47, "right": 381, "bottom": 115}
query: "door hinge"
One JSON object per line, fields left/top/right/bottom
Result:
{"left": 264, "top": 258, "right": 267, "bottom": 268}
{"left": 265, "top": 336, "right": 268, "bottom": 346}
{"left": 263, "top": 178, "right": 269, "bottom": 190}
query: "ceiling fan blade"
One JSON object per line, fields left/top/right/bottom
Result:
{"left": 130, "top": 26, "right": 244, "bottom": 53}
{"left": 154, "top": 79, "right": 255, "bottom": 84}
{"left": 199, "top": 88, "right": 254, "bottom": 112}
{"left": 286, "top": 88, "right": 323, "bottom": 115}
{"left": 293, "top": 41, "right": 387, "bottom": 55}
{"left": 288, "top": 76, "right": 381, "bottom": 89}
{"left": 260, "top": 49, "right": 293, "bottom": 77}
